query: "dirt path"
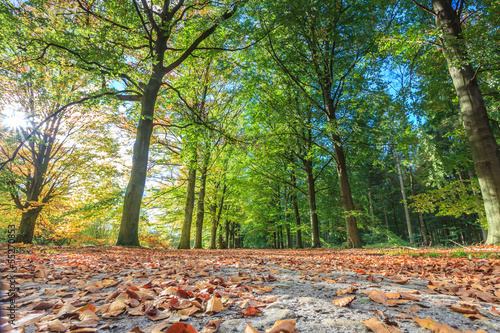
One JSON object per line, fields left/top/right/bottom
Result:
{"left": 1, "top": 247, "right": 499, "bottom": 332}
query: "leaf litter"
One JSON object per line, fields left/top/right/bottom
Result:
{"left": 0, "top": 246, "right": 499, "bottom": 332}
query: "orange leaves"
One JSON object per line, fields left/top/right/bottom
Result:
{"left": 165, "top": 322, "right": 197, "bottom": 333}
{"left": 244, "top": 319, "right": 297, "bottom": 333}
{"left": 368, "top": 290, "right": 388, "bottom": 305}
{"left": 332, "top": 296, "right": 356, "bottom": 307}
{"left": 413, "top": 317, "right": 461, "bottom": 333}
{"left": 336, "top": 286, "right": 357, "bottom": 296}
{"left": 450, "top": 304, "right": 479, "bottom": 315}
{"left": 363, "top": 317, "right": 401, "bottom": 333}
{"left": 238, "top": 306, "right": 264, "bottom": 316}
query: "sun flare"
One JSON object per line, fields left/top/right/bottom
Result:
{"left": 1, "top": 103, "right": 27, "bottom": 129}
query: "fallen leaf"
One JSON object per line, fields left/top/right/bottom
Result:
{"left": 413, "top": 317, "right": 461, "bottom": 333}
{"left": 238, "top": 306, "right": 264, "bottom": 316}
{"left": 332, "top": 296, "right": 356, "bottom": 307}
{"left": 205, "top": 296, "right": 223, "bottom": 314}
{"left": 268, "top": 319, "right": 296, "bottom": 333}
{"left": 199, "top": 318, "right": 222, "bottom": 333}
{"left": 450, "top": 304, "right": 478, "bottom": 314}
{"left": 165, "top": 322, "right": 197, "bottom": 333}
{"left": 337, "top": 286, "right": 357, "bottom": 296}
{"left": 178, "top": 306, "right": 201, "bottom": 316}
{"left": 368, "top": 290, "right": 388, "bottom": 305}
{"left": 244, "top": 323, "right": 260, "bottom": 333}
{"left": 363, "top": 317, "right": 401, "bottom": 333}
{"left": 47, "top": 319, "right": 68, "bottom": 332}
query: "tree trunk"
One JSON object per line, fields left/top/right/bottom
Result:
{"left": 178, "top": 162, "right": 197, "bottom": 249}
{"left": 116, "top": 81, "right": 160, "bottom": 246}
{"left": 303, "top": 158, "right": 320, "bottom": 247}
{"left": 382, "top": 197, "right": 390, "bottom": 240}
{"left": 394, "top": 149, "right": 414, "bottom": 244}
{"left": 209, "top": 203, "right": 218, "bottom": 249}
{"left": 333, "top": 137, "right": 361, "bottom": 248}
{"left": 368, "top": 191, "right": 375, "bottom": 225}
{"left": 410, "top": 168, "right": 428, "bottom": 246}
{"left": 15, "top": 207, "right": 42, "bottom": 244}
{"left": 431, "top": 0, "right": 500, "bottom": 245}
{"left": 291, "top": 174, "right": 303, "bottom": 248}
{"left": 194, "top": 160, "right": 209, "bottom": 249}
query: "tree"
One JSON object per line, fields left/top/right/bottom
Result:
{"left": 0, "top": 67, "right": 115, "bottom": 244}
{"left": 3, "top": 0, "right": 241, "bottom": 246}
{"left": 410, "top": 0, "right": 500, "bottom": 244}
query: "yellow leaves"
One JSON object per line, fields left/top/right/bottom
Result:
{"left": 332, "top": 296, "right": 356, "bottom": 307}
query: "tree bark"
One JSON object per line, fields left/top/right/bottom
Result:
{"left": 194, "top": 153, "right": 210, "bottom": 249}
{"left": 303, "top": 158, "right": 320, "bottom": 247}
{"left": 209, "top": 202, "right": 218, "bottom": 249}
{"left": 394, "top": 149, "right": 414, "bottom": 244}
{"left": 291, "top": 174, "right": 303, "bottom": 249}
{"left": 431, "top": 0, "right": 500, "bottom": 244}
{"left": 178, "top": 161, "right": 197, "bottom": 249}
{"left": 15, "top": 207, "right": 42, "bottom": 244}
{"left": 116, "top": 81, "right": 160, "bottom": 246}
{"left": 332, "top": 136, "right": 361, "bottom": 248}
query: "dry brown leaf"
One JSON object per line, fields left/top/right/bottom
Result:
{"left": 332, "top": 296, "right": 356, "bottom": 307}
{"left": 238, "top": 306, "right": 264, "bottom": 316}
{"left": 413, "top": 317, "right": 461, "bottom": 333}
{"left": 79, "top": 309, "right": 99, "bottom": 321}
{"left": 386, "top": 299, "right": 409, "bottom": 306}
{"left": 492, "top": 306, "right": 500, "bottom": 316}
{"left": 337, "top": 286, "right": 358, "bottom": 296}
{"left": 386, "top": 293, "right": 400, "bottom": 299}
{"left": 178, "top": 306, "right": 201, "bottom": 316}
{"left": 13, "top": 310, "right": 45, "bottom": 327}
{"left": 368, "top": 290, "right": 388, "bottom": 305}
{"left": 244, "top": 323, "right": 260, "bottom": 333}
{"left": 199, "top": 318, "right": 222, "bottom": 333}
{"left": 363, "top": 317, "right": 401, "bottom": 333}
{"left": 165, "top": 322, "right": 197, "bottom": 333}
{"left": 268, "top": 319, "right": 296, "bottom": 333}
{"left": 400, "top": 292, "right": 419, "bottom": 301}
{"left": 395, "top": 313, "right": 413, "bottom": 319}
{"left": 206, "top": 296, "right": 223, "bottom": 314}
{"left": 47, "top": 319, "right": 67, "bottom": 332}
{"left": 450, "top": 304, "right": 478, "bottom": 314}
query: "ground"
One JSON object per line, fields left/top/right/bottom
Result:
{"left": 1, "top": 246, "right": 500, "bottom": 333}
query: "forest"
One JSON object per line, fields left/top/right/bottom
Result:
{"left": 1, "top": 0, "right": 500, "bottom": 249}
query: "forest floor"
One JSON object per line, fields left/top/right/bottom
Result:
{"left": 1, "top": 246, "right": 500, "bottom": 333}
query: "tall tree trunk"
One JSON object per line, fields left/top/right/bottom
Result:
{"left": 15, "top": 207, "right": 42, "bottom": 244}
{"left": 225, "top": 219, "right": 230, "bottom": 248}
{"left": 194, "top": 160, "right": 209, "bottom": 249}
{"left": 209, "top": 203, "right": 218, "bottom": 249}
{"left": 382, "top": 197, "right": 390, "bottom": 240}
{"left": 368, "top": 191, "right": 375, "bottom": 225}
{"left": 178, "top": 160, "right": 197, "bottom": 249}
{"left": 291, "top": 174, "right": 303, "bottom": 248}
{"left": 410, "top": 168, "right": 428, "bottom": 246}
{"left": 303, "top": 158, "right": 320, "bottom": 247}
{"left": 394, "top": 149, "right": 414, "bottom": 244}
{"left": 116, "top": 81, "right": 160, "bottom": 246}
{"left": 333, "top": 137, "right": 361, "bottom": 248}
{"left": 431, "top": 0, "right": 500, "bottom": 244}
